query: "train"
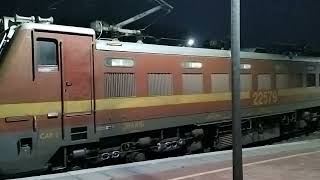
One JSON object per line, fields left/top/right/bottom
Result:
{"left": 1, "top": 15, "right": 320, "bottom": 177}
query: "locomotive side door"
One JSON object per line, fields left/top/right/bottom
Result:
{"left": 60, "top": 34, "right": 95, "bottom": 142}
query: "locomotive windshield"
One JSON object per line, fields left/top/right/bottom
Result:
{"left": 0, "top": 25, "right": 16, "bottom": 60}
{"left": 0, "top": 29, "right": 10, "bottom": 59}
{"left": 0, "top": 18, "right": 8, "bottom": 58}
{"left": 0, "top": 17, "right": 16, "bottom": 59}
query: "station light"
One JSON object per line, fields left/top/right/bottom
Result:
{"left": 187, "top": 38, "right": 195, "bottom": 47}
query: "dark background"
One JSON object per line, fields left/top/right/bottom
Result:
{"left": 1, "top": 0, "right": 319, "bottom": 49}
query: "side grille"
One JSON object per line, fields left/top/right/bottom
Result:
{"left": 71, "top": 127, "right": 87, "bottom": 141}
{"left": 105, "top": 73, "right": 135, "bottom": 97}
{"left": 182, "top": 74, "right": 203, "bottom": 94}
{"left": 148, "top": 73, "right": 173, "bottom": 96}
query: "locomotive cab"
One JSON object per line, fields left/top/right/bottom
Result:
{"left": 0, "top": 16, "right": 96, "bottom": 176}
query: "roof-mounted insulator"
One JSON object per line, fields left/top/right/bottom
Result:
{"left": 1, "top": 14, "right": 55, "bottom": 31}
{"left": 15, "top": 15, "right": 54, "bottom": 24}
{"left": 37, "top": 16, "right": 54, "bottom": 24}
{"left": 15, "top": 14, "right": 36, "bottom": 23}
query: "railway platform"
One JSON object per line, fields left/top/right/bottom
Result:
{"left": 13, "top": 137, "right": 320, "bottom": 180}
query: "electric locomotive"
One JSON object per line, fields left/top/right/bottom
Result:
{"left": 0, "top": 15, "right": 320, "bottom": 177}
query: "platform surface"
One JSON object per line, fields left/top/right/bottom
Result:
{"left": 13, "top": 138, "right": 320, "bottom": 180}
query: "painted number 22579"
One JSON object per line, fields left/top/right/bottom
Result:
{"left": 252, "top": 90, "right": 278, "bottom": 106}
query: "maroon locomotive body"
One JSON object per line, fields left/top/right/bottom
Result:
{"left": 0, "top": 19, "right": 320, "bottom": 176}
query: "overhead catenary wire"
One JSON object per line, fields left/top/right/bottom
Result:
{"left": 48, "top": 0, "right": 66, "bottom": 10}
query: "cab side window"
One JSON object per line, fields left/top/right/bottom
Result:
{"left": 36, "top": 38, "right": 58, "bottom": 72}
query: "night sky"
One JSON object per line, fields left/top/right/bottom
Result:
{"left": 1, "top": 0, "right": 320, "bottom": 48}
